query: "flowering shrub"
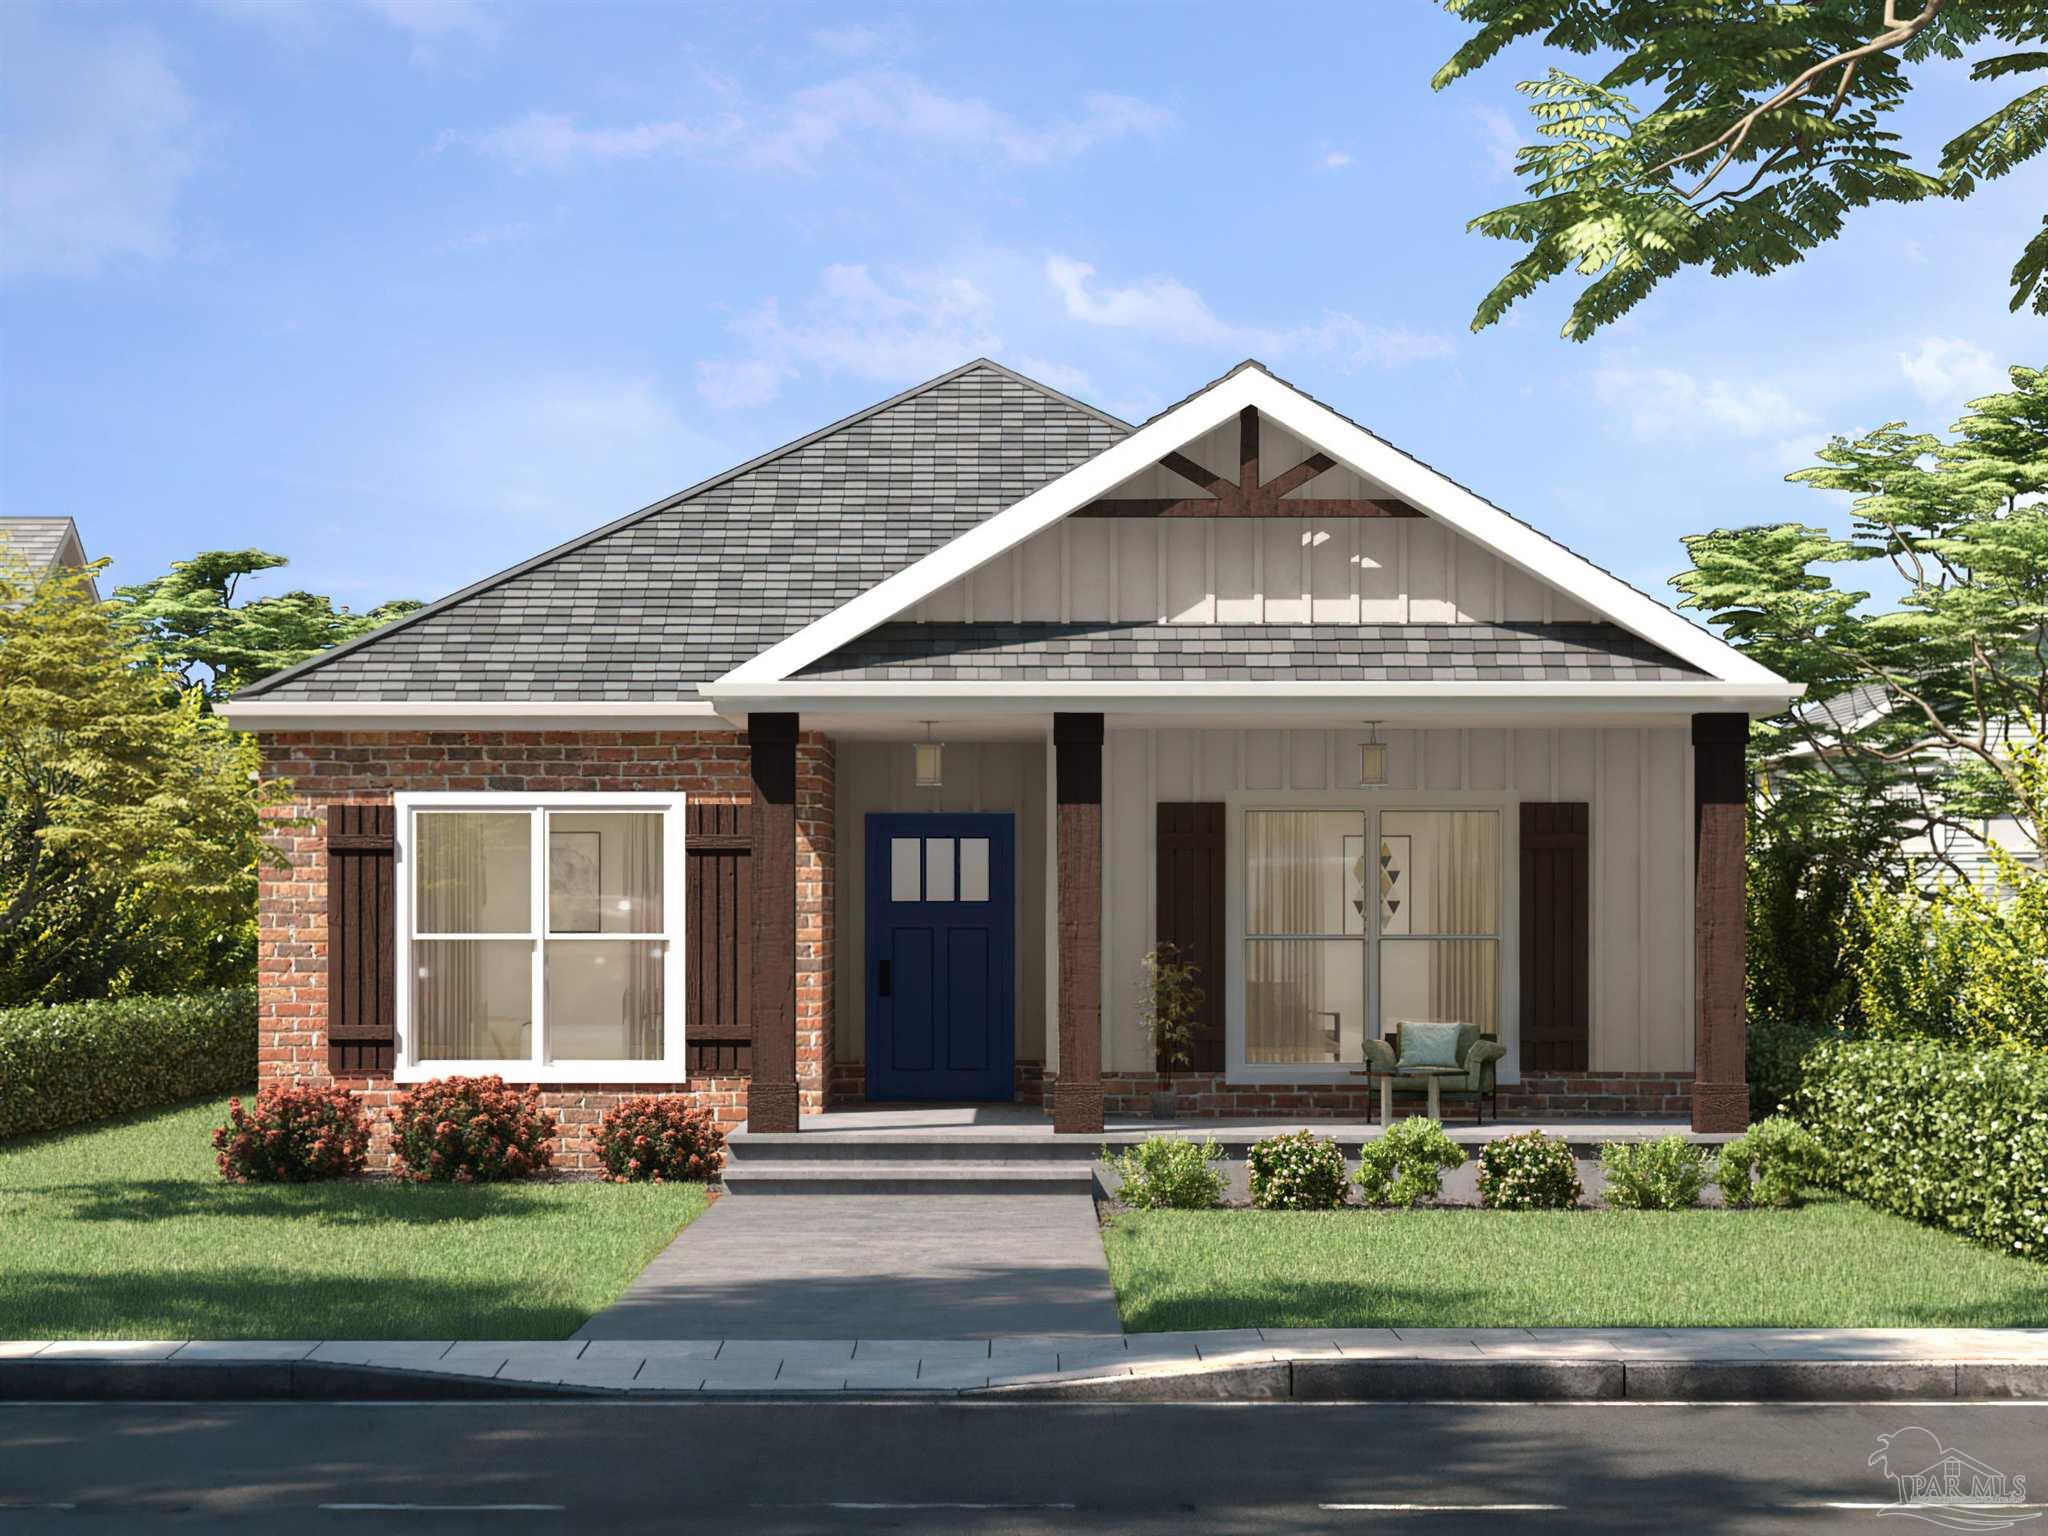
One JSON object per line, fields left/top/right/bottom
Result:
{"left": 1354, "top": 1116, "right": 1466, "bottom": 1207}
{"left": 593, "top": 1096, "right": 726, "bottom": 1183}
{"left": 1477, "top": 1131, "right": 1582, "bottom": 1210}
{"left": 1798, "top": 1036, "right": 2047, "bottom": 1259}
{"left": 389, "top": 1075, "right": 557, "bottom": 1183}
{"left": 1600, "top": 1135, "right": 1709, "bottom": 1211}
{"left": 1246, "top": 1130, "right": 1349, "bottom": 1210}
{"left": 1715, "top": 1115, "right": 1822, "bottom": 1209}
{"left": 213, "top": 1082, "right": 372, "bottom": 1182}
{"left": 1108, "top": 1135, "right": 1226, "bottom": 1209}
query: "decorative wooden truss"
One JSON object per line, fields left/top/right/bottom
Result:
{"left": 1076, "top": 406, "right": 1423, "bottom": 519}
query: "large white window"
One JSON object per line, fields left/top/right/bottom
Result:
{"left": 395, "top": 793, "right": 685, "bottom": 1083}
{"left": 1239, "top": 806, "right": 1500, "bottom": 1071}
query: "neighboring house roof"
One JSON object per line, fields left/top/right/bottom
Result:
{"left": 233, "top": 361, "right": 1128, "bottom": 702}
{"left": 796, "top": 621, "right": 1709, "bottom": 683}
{"left": 0, "top": 516, "right": 97, "bottom": 599}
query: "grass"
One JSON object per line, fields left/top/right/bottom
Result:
{"left": 1103, "top": 1197, "right": 2048, "bottom": 1333}
{"left": 0, "top": 1093, "right": 711, "bottom": 1340}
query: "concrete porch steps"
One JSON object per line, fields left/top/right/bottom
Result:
{"left": 720, "top": 1159, "right": 1097, "bottom": 1196}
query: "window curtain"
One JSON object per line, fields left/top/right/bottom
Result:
{"left": 1249, "top": 813, "right": 1339, "bottom": 1064}
{"left": 1423, "top": 814, "right": 1493, "bottom": 1027}
{"left": 620, "top": 814, "right": 664, "bottom": 1059}
{"left": 416, "top": 816, "right": 487, "bottom": 1058}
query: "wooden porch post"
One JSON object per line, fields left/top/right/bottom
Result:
{"left": 1053, "top": 712, "right": 1105, "bottom": 1134}
{"left": 1692, "top": 712, "right": 1749, "bottom": 1133}
{"left": 748, "top": 712, "right": 800, "bottom": 1134}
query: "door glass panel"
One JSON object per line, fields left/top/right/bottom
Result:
{"left": 547, "top": 812, "right": 664, "bottom": 935}
{"left": 1246, "top": 811, "right": 1364, "bottom": 936}
{"left": 1246, "top": 939, "right": 1364, "bottom": 1064}
{"left": 925, "top": 838, "right": 956, "bottom": 902}
{"left": 546, "top": 940, "right": 665, "bottom": 1060}
{"left": 414, "top": 939, "right": 532, "bottom": 1059}
{"left": 415, "top": 813, "right": 530, "bottom": 934}
{"left": 1381, "top": 939, "right": 1499, "bottom": 1032}
{"left": 890, "top": 837, "right": 921, "bottom": 901}
{"left": 959, "top": 837, "right": 991, "bottom": 902}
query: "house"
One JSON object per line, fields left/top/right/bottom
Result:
{"left": 0, "top": 516, "right": 98, "bottom": 599}
{"left": 221, "top": 360, "right": 1800, "bottom": 1161}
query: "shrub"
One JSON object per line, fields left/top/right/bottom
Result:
{"left": 1798, "top": 1036, "right": 2048, "bottom": 1260}
{"left": 1747, "top": 1016, "right": 1835, "bottom": 1122}
{"left": 213, "top": 1083, "right": 372, "bottom": 1182}
{"left": 1108, "top": 1135, "right": 1226, "bottom": 1210}
{"left": 389, "top": 1075, "right": 557, "bottom": 1183}
{"left": 0, "top": 988, "right": 256, "bottom": 1142}
{"left": 1355, "top": 1116, "right": 1466, "bottom": 1207}
{"left": 1715, "top": 1115, "right": 1822, "bottom": 1209}
{"left": 1246, "top": 1130, "right": 1349, "bottom": 1210}
{"left": 1600, "top": 1135, "right": 1709, "bottom": 1211}
{"left": 1477, "top": 1131, "right": 1582, "bottom": 1210}
{"left": 593, "top": 1096, "right": 726, "bottom": 1183}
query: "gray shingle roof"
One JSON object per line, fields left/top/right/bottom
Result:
{"left": 795, "top": 621, "right": 1710, "bottom": 683}
{"left": 235, "top": 362, "right": 1129, "bottom": 702}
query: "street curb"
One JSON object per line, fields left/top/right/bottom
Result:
{"left": 5, "top": 1355, "right": 2044, "bottom": 1403}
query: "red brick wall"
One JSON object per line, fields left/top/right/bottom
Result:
{"left": 1062, "top": 1070, "right": 1694, "bottom": 1120}
{"left": 257, "top": 728, "right": 835, "bottom": 1170}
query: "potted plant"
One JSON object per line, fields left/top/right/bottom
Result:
{"left": 1138, "top": 943, "right": 1205, "bottom": 1119}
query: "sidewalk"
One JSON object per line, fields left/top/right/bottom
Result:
{"left": 6, "top": 1329, "right": 2046, "bottom": 1400}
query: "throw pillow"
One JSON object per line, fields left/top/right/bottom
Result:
{"left": 1398, "top": 1021, "right": 1464, "bottom": 1069}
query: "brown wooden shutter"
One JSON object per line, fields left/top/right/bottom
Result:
{"left": 326, "top": 803, "right": 396, "bottom": 1074}
{"left": 1519, "top": 801, "right": 1590, "bottom": 1073}
{"left": 684, "top": 802, "right": 752, "bottom": 1076}
{"left": 1155, "top": 802, "right": 1225, "bottom": 1073}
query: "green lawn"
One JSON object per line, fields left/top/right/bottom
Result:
{"left": 1103, "top": 1198, "right": 2048, "bottom": 1333}
{"left": 0, "top": 1094, "right": 711, "bottom": 1340}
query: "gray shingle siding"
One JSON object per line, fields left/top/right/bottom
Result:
{"left": 794, "top": 621, "right": 1709, "bottom": 683}
{"left": 236, "top": 364, "right": 1128, "bottom": 701}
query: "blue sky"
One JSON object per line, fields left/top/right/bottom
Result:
{"left": 3, "top": 1, "right": 2041, "bottom": 617}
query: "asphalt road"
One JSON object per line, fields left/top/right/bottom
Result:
{"left": 1, "top": 1399, "right": 2042, "bottom": 1533}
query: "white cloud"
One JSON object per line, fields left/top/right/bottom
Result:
{"left": 209, "top": 0, "right": 497, "bottom": 64}
{"left": 1046, "top": 256, "right": 1452, "bottom": 370}
{"left": 809, "top": 19, "right": 915, "bottom": 59}
{"left": 1318, "top": 149, "right": 1353, "bottom": 171}
{"left": 1007, "top": 355, "right": 1092, "bottom": 397}
{"left": 1, "top": 17, "right": 203, "bottom": 281}
{"left": 1473, "top": 104, "right": 1523, "bottom": 180}
{"left": 695, "top": 264, "right": 1002, "bottom": 409}
{"left": 1592, "top": 363, "right": 1817, "bottom": 442}
{"left": 451, "top": 71, "right": 1167, "bottom": 174}
{"left": 1898, "top": 337, "right": 2008, "bottom": 411}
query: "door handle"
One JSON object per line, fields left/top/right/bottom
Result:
{"left": 878, "top": 959, "right": 892, "bottom": 998}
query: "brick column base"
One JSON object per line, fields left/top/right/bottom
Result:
{"left": 1689, "top": 1081, "right": 1748, "bottom": 1134}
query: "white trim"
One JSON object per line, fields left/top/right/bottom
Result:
{"left": 719, "top": 365, "right": 1793, "bottom": 692}
{"left": 392, "top": 791, "right": 688, "bottom": 1087}
{"left": 224, "top": 700, "right": 721, "bottom": 731}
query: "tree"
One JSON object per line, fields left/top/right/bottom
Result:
{"left": 1673, "top": 361, "right": 2048, "bottom": 875}
{"left": 1435, "top": 1, "right": 2048, "bottom": 338}
{"left": 0, "top": 560, "right": 282, "bottom": 1003}
{"left": 114, "top": 549, "right": 420, "bottom": 703}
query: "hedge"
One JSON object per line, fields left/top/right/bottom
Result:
{"left": 0, "top": 989, "right": 257, "bottom": 1142}
{"left": 1797, "top": 1036, "right": 2048, "bottom": 1263}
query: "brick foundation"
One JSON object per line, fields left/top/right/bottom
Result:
{"left": 256, "top": 728, "right": 835, "bottom": 1165}
{"left": 1042, "top": 1070, "right": 1695, "bottom": 1120}
{"left": 1495, "top": 1072, "right": 1695, "bottom": 1118}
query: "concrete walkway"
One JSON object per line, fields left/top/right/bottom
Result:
{"left": 574, "top": 1192, "right": 1123, "bottom": 1340}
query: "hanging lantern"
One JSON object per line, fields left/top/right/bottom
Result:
{"left": 914, "top": 722, "right": 944, "bottom": 788}
{"left": 1358, "top": 721, "right": 1387, "bottom": 787}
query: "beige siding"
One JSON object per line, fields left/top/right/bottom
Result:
{"left": 1100, "top": 726, "right": 1696, "bottom": 1078}
{"left": 833, "top": 741, "right": 1047, "bottom": 1065}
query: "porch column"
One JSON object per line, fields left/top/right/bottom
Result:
{"left": 1692, "top": 712, "right": 1749, "bottom": 1133}
{"left": 1053, "top": 712, "right": 1105, "bottom": 1135}
{"left": 748, "top": 712, "right": 800, "bottom": 1134}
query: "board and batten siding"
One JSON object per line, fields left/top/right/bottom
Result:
{"left": 1096, "top": 726, "right": 1696, "bottom": 1079}
{"left": 833, "top": 740, "right": 1048, "bottom": 1066}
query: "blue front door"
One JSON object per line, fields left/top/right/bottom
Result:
{"left": 866, "top": 813, "right": 1015, "bottom": 1101}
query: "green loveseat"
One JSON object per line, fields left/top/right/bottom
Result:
{"left": 1361, "top": 1024, "right": 1505, "bottom": 1123}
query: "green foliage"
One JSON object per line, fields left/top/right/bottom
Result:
{"left": 1798, "top": 1035, "right": 2048, "bottom": 1261}
{"left": 1246, "top": 1130, "right": 1350, "bottom": 1210}
{"left": 1136, "top": 943, "right": 1206, "bottom": 1071}
{"left": 1354, "top": 1116, "right": 1467, "bottom": 1207}
{"left": 114, "top": 549, "right": 420, "bottom": 703}
{"left": 1435, "top": 2, "right": 2048, "bottom": 336}
{"left": 1108, "top": 1134, "right": 1227, "bottom": 1210}
{"left": 1716, "top": 1115, "right": 1824, "bottom": 1209}
{"left": 1477, "top": 1130, "right": 1582, "bottom": 1210}
{"left": 1846, "top": 847, "right": 2048, "bottom": 1052}
{"left": 1748, "top": 1015, "right": 1836, "bottom": 1122}
{"left": 1600, "top": 1136, "right": 1709, "bottom": 1211}
{"left": 593, "top": 1096, "right": 727, "bottom": 1183}
{"left": 0, "top": 989, "right": 255, "bottom": 1141}
{"left": 389, "top": 1076, "right": 558, "bottom": 1183}
{"left": 213, "top": 1083, "right": 373, "bottom": 1183}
